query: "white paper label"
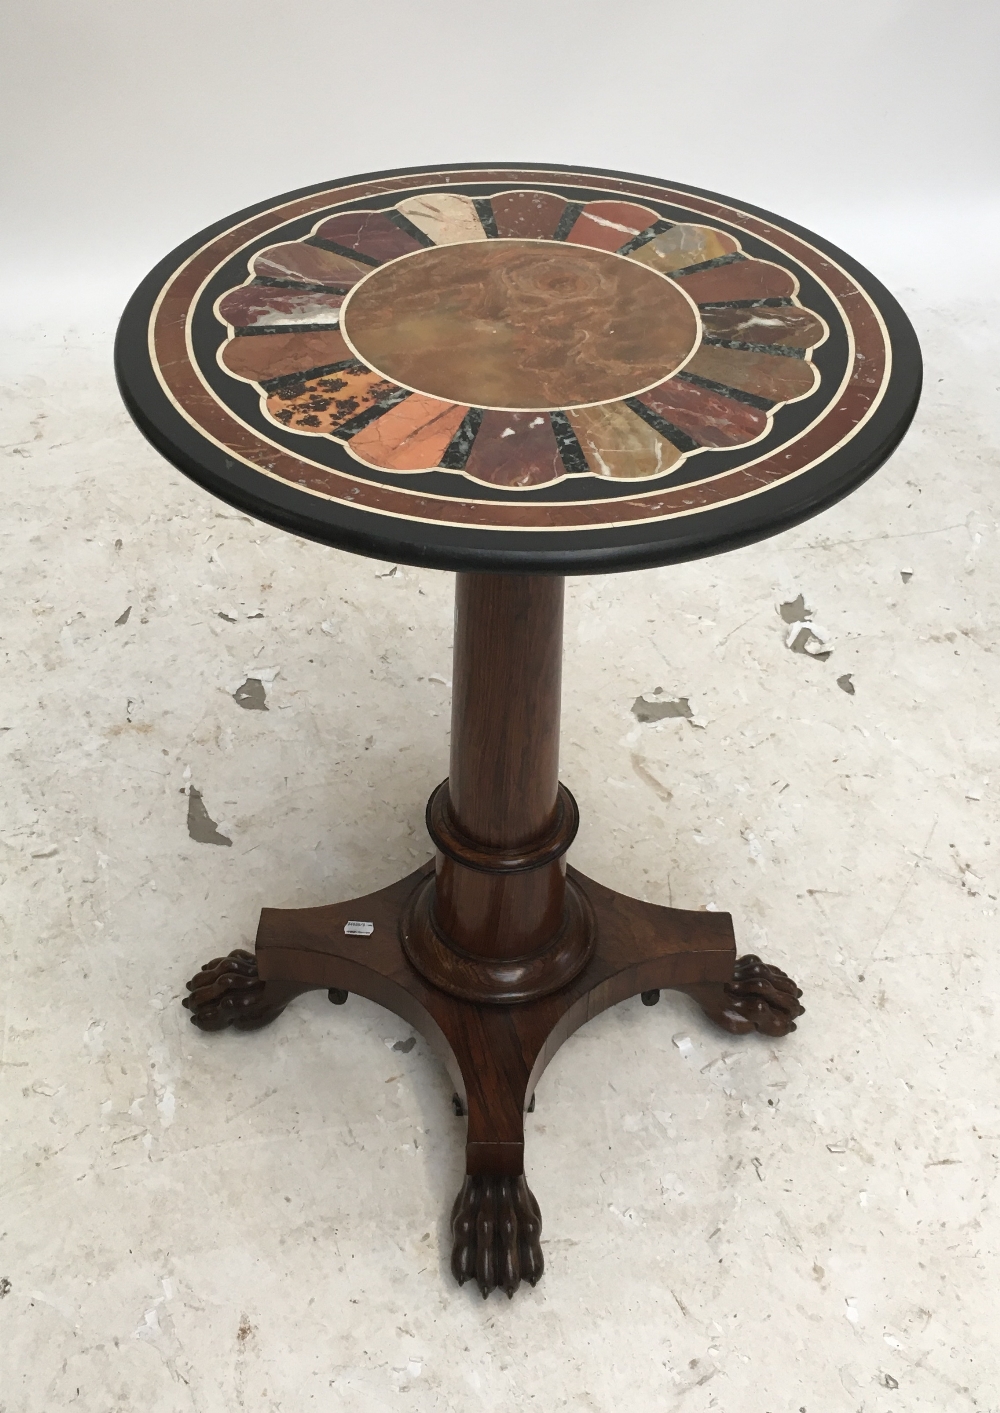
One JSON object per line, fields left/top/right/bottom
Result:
{"left": 344, "top": 920, "right": 374, "bottom": 936}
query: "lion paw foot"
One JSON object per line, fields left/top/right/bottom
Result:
{"left": 182, "top": 949, "right": 290, "bottom": 1032}
{"left": 719, "top": 954, "right": 804, "bottom": 1036}
{"left": 451, "top": 1175, "right": 543, "bottom": 1298}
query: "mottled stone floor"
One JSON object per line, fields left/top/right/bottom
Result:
{"left": 1, "top": 300, "right": 997, "bottom": 1412}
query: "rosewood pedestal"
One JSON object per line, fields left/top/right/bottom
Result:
{"left": 116, "top": 161, "right": 920, "bottom": 1297}
{"left": 182, "top": 574, "right": 802, "bottom": 1295}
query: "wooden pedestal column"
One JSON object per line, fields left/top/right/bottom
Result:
{"left": 401, "top": 574, "right": 594, "bottom": 1002}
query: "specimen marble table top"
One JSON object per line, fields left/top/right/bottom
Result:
{"left": 116, "top": 163, "right": 922, "bottom": 574}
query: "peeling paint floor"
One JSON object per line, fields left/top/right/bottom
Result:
{"left": 1, "top": 301, "right": 998, "bottom": 1411}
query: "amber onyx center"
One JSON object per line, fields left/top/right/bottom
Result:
{"left": 340, "top": 239, "right": 700, "bottom": 411}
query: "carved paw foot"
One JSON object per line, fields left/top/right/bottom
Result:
{"left": 681, "top": 955, "right": 804, "bottom": 1037}
{"left": 182, "top": 949, "right": 291, "bottom": 1032}
{"left": 451, "top": 1175, "right": 543, "bottom": 1298}
{"left": 718, "top": 954, "right": 804, "bottom": 1036}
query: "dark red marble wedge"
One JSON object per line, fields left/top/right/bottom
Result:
{"left": 490, "top": 191, "right": 568, "bottom": 240}
{"left": 221, "top": 329, "right": 352, "bottom": 382}
{"left": 565, "top": 201, "right": 659, "bottom": 253}
{"left": 463, "top": 410, "right": 565, "bottom": 488}
{"left": 700, "top": 305, "right": 826, "bottom": 348}
{"left": 252, "top": 242, "right": 371, "bottom": 288}
{"left": 673, "top": 260, "right": 796, "bottom": 305}
{"left": 637, "top": 377, "right": 769, "bottom": 447}
{"left": 217, "top": 285, "right": 346, "bottom": 329}
{"left": 313, "top": 211, "right": 425, "bottom": 262}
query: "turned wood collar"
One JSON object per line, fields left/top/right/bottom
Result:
{"left": 426, "top": 779, "right": 580, "bottom": 874}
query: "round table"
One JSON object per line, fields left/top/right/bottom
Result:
{"left": 116, "top": 162, "right": 922, "bottom": 1299}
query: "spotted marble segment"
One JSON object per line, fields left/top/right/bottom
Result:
{"left": 636, "top": 377, "right": 769, "bottom": 448}
{"left": 252, "top": 243, "right": 371, "bottom": 288}
{"left": 220, "top": 329, "right": 352, "bottom": 383}
{"left": 462, "top": 410, "right": 565, "bottom": 488}
{"left": 395, "top": 193, "right": 488, "bottom": 246}
{"left": 674, "top": 258, "right": 797, "bottom": 305}
{"left": 566, "top": 402, "right": 683, "bottom": 479}
{"left": 685, "top": 345, "right": 818, "bottom": 401}
{"left": 490, "top": 190, "right": 568, "bottom": 240}
{"left": 266, "top": 367, "right": 405, "bottom": 435}
{"left": 312, "top": 211, "right": 425, "bottom": 263}
{"left": 217, "top": 285, "right": 346, "bottom": 330}
{"left": 627, "top": 223, "right": 739, "bottom": 275}
{"left": 347, "top": 394, "right": 469, "bottom": 471}
{"left": 565, "top": 201, "right": 661, "bottom": 253}
{"left": 699, "top": 305, "right": 826, "bottom": 349}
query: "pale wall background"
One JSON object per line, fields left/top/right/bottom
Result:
{"left": 3, "top": 0, "right": 999, "bottom": 327}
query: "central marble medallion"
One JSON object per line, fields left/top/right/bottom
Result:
{"left": 340, "top": 240, "right": 700, "bottom": 411}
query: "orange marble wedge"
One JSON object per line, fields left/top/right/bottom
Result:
{"left": 349, "top": 395, "right": 469, "bottom": 470}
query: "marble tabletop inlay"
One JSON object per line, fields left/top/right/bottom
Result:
{"left": 205, "top": 188, "right": 835, "bottom": 494}
{"left": 341, "top": 240, "right": 700, "bottom": 412}
{"left": 119, "top": 164, "right": 919, "bottom": 571}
